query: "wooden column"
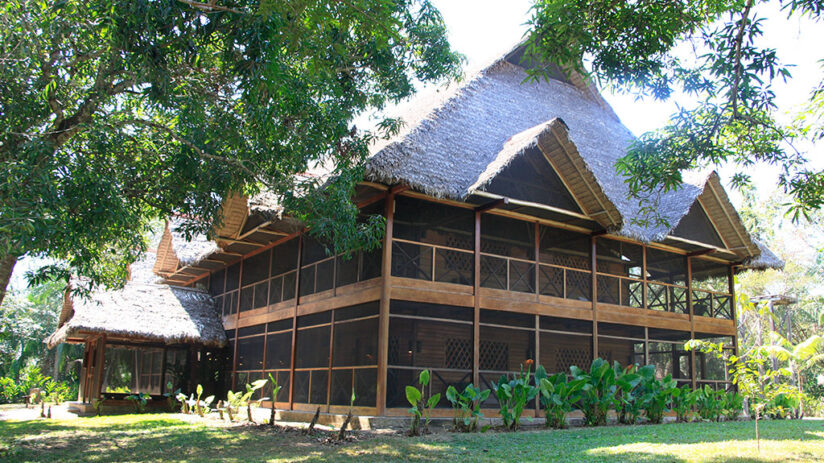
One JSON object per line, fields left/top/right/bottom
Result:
{"left": 376, "top": 192, "right": 395, "bottom": 415}
{"left": 473, "top": 211, "right": 481, "bottom": 386}
{"left": 729, "top": 265, "right": 738, "bottom": 359}
{"left": 288, "top": 235, "right": 303, "bottom": 410}
{"left": 231, "top": 257, "right": 244, "bottom": 391}
{"left": 92, "top": 336, "right": 106, "bottom": 401}
{"left": 591, "top": 236, "right": 599, "bottom": 360}
{"left": 687, "top": 257, "right": 697, "bottom": 389}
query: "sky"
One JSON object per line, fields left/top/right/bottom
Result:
{"left": 430, "top": 0, "right": 824, "bottom": 199}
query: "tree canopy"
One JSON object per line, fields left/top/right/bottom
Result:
{"left": 0, "top": 0, "right": 462, "bottom": 304}
{"left": 525, "top": 0, "right": 824, "bottom": 227}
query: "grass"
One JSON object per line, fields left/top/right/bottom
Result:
{"left": 0, "top": 413, "right": 822, "bottom": 462}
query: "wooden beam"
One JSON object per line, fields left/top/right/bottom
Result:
{"left": 472, "top": 190, "right": 594, "bottom": 222}
{"left": 591, "top": 236, "right": 599, "bottom": 360}
{"left": 687, "top": 248, "right": 715, "bottom": 257}
{"left": 219, "top": 238, "right": 265, "bottom": 247}
{"left": 475, "top": 197, "right": 509, "bottom": 213}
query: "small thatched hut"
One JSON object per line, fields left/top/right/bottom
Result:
{"left": 51, "top": 44, "right": 781, "bottom": 419}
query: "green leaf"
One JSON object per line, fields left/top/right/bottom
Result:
{"left": 405, "top": 386, "right": 421, "bottom": 407}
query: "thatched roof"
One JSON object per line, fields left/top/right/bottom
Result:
{"left": 742, "top": 239, "right": 784, "bottom": 270}
{"left": 364, "top": 45, "right": 754, "bottom": 250}
{"left": 47, "top": 282, "right": 226, "bottom": 348}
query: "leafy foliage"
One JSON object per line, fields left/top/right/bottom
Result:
{"left": 638, "top": 367, "right": 677, "bottom": 424}
{"left": 671, "top": 384, "right": 699, "bottom": 422}
{"left": 445, "top": 383, "right": 490, "bottom": 432}
{"left": 526, "top": 0, "right": 824, "bottom": 225}
{"left": 535, "top": 365, "right": 583, "bottom": 429}
{"left": 494, "top": 361, "right": 539, "bottom": 431}
{"left": 0, "top": 0, "right": 462, "bottom": 301}
{"left": 405, "top": 369, "right": 439, "bottom": 435}
{"left": 612, "top": 363, "right": 644, "bottom": 425}
{"left": 570, "top": 358, "right": 617, "bottom": 427}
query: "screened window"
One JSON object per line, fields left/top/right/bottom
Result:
{"left": 481, "top": 214, "right": 535, "bottom": 259}
{"left": 539, "top": 226, "right": 590, "bottom": 270}
{"left": 393, "top": 196, "right": 474, "bottom": 250}
{"left": 242, "top": 250, "right": 270, "bottom": 287}
{"left": 272, "top": 238, "right": 299, "bottom": 276}
{"left": 209, "top": 269, "right": 225, "bottom": 296}
{"left": 226, "top": 263, "right": 240, "bottom": 292}
{"left": 596, "top": 239, "right": 642, "bottom": 278}
{"left": 387, "top": 301, "right": 473, "bottom": 408}
{"left": 539, "top": 332, "right": 593, "bottom": 373}
{"left": 646, "top": 248, "right": 686, "bottom": 285}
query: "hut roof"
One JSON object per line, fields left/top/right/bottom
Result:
{"left": 47, "top": 282, "right": 226, "bottom": 348}
{"left": 363, "top": 45, "right": 752, "bottom": 248}
{"left": 742, "top": 239, "right": 785, "bottom": 270}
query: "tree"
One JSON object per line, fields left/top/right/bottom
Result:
{"left": 686, "top": 336, "right": 798, "bottom": 452}
{"left": 0, "top": 0, "right": 462, "bottom": 304}
{"left": 525, "top": 0, "right": 824, "bottom": 229}
{"left": 0, "top": 280, "right": 62, "bottom": 380}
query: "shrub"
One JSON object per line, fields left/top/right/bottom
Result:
{"left": 671, "top": 384, "right": 698, "bottom": 422}
{"left": 406, "top": 369, "right": 439, "bottom": 435}
{"left": 535, "top": 366, "right": 583, "bottom": 429}
{"left": 125, "top": 392, "right": 150, "bottom": 413}
{"left": 226, "top": 380, "right": 266, "bottom": 422}
{"left": 765, "top": 393, "right": 799, "bottom": 419}
{"left": 571, "top": 358, "right": 617, "bottom": 426}
{"left": 494, "top": 361, "right": 538, "bottom": 431}
{"left": 638, "top": 368, "right": 676, "bottom": 424}
{"left": 695, "top": 385, "right": 723, "bottom": 421}
{"left": 445, "top": 383, "right": 489, "bottom": 432}
{"left": 613, "top": 364, "right": 643, "bottom": 425}
{"left": 722, "top": 391, "right": 744, "bottom": 421}
{"left": 0, "top": 377, "right": 23, "bottom": 404}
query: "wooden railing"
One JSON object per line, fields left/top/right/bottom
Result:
{"left": 390, "top": 238, "right": 734, "bottom": 320}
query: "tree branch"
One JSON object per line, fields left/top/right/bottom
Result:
{"left": 730, "top": 0, "right": 754, "bottom": 116}
{"left": 118, "top": 118, "right": 272, "bottom": 188}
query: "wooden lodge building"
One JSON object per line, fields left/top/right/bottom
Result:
{"left": 49, "top": 46, "right": 782, "bottom": 417}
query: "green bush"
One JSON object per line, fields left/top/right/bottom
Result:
{"left": 613, "top": 363, "right": 643, "bottom": 425}
{"left": 0, "top": 377, "right": 23, "bottom": 404}
{"left": 571, "top": 358, "right": 617, "bottom": 426}
{"left": 638, "top": 367, "right": 676, "bottom": 424}
{"left": 671, "top": 384, "right": 698, "bottom": 422}
{"left": 722, "top": 391, "right": 744, "bottom": 421}
{"left": 695, "top": 385, "right": 724, "bottom": 421}
{"left": 494, "top": 362, "right": 538, "bottom": 431}
{"left": 765, "top": 393, "right": 799, "bottom": 419}
{"left": 445, "top": 383, "right": 489, "bottom": 432}
{"left": 535, "top": 366, "right": 583, "bottom": 429}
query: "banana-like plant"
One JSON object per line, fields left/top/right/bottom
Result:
{"left": 570, "top": 358, "right": 617, "bottom": 426}
{"left": 406, "top": 369, "right": 440, "bottom": 435}
{"left": 445, "top": 383, "right": 490, "bottom": 432}
{"left": 535, "top": 365, "right": 583, "bottom": 429}
{"left": 226, "top": 379, "right": 268, "bottom": 423}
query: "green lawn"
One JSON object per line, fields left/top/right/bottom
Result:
{"left": 1, "top": 413, "right": 822, "bottom": 462}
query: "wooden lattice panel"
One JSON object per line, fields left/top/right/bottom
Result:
{"left": 445, "top": 338, "right": 472, "bottom": 370}
{"left": 479, "top": 340, "right": 509, "bottom": 371}
{"left": 388, "top": 336, "right": 400, "bottom": 365}
{"left": 555, "top": 347, "right": 591, "bottom": 372}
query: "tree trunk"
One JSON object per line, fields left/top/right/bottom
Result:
{"left": 0, "top": 254, "right": 18, "bottom": 307}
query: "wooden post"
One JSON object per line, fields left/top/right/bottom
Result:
{"left": 729, "top": 265, "right": 738, "bottom": 359}
{"left": 326, "top": 310, "right": 335, "bottom": 411}
{"left": 376, "top": 191, "right": 395, "bottom": 415}
{"left": 231, "top": 257, "right": 243, "bottom": 392}
{"left": 473, "top": 211, "right": 481, "bottom": 386}
{"left": 591, "top": 236, "right": 599, "bottom": 360}
{"left": 92, "top": 336, "right": 106, "bottom": 401}
{"left": 288, "top": 235, "right": 303, "bottom": 410}
{"left": 687, "top": 257, "right": 697, "bottom": 389}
